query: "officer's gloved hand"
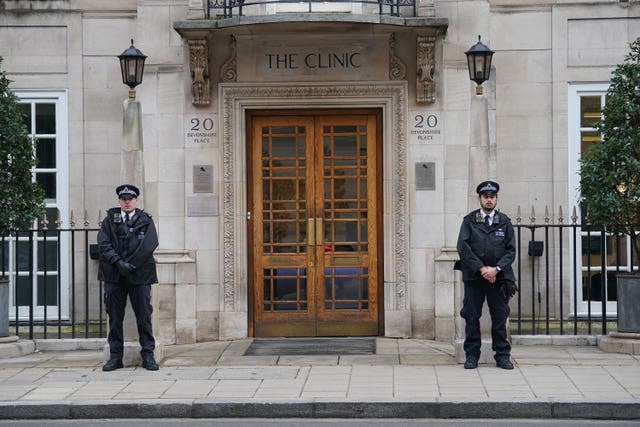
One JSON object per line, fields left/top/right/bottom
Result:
{"left": 116, "top": 260, "right": 136, "bottom": 276}
{"left": 501, "top": 280, "right": 518, "bottom": 299}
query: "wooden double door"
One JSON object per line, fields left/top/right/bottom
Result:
{"left": 248, "top": 110, "right": 382, "bottom": 337}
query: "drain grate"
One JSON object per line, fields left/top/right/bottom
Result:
{"left": 245, "top": 337, "right": 376, "bottom": 356}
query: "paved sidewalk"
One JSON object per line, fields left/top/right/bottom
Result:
{"left": 0, "top": 338, "right": 639, "bottom": 420}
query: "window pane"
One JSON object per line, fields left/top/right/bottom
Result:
{"left": 1, "top": 241, "right": 8, "bottom": 274}
{"left": 580, "top": 96, "right": 601, "bottom": 128}
{"left": 262, "top": 268, "right": 307, "bottom": 311}
{"left": 581, "top": 131, "right": 600, "bottom": 154}
{"left": 18, "top": 103, "right": 31, "bottom": 129}
{"left": 35, "top": 103, "right": 56, "bottom": 134}
{"left": 36, "top": 138, "right": 56, "bottom": 168}
{"left": 36, "top": 173, "right": 56, "bottom": 199}
{"left": 38, "top": 240, "right": 58, "bottom": 271}
{"left": 37, "top": 275, "right": 58, "bottom": 306}
{"left": 15, "top": 275, "right": 31, "bottom": 306}
{"left": 606, "top": 235, "right": 627, "bottom": 267}
{"left": 16, "top": 238, "right": 32, "bottom": 270}
{"left": 582, "top": 271, "right": 617, "bottom": 302}
{"left": 334, "top": 136, "right": 357, "bottom": 157}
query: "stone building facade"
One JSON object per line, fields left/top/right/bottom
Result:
{"left": 1, "top": 0, "right": 638, "bottom": 344}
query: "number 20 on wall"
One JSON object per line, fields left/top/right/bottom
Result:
{"left": 190, "top": 117, "right": 215, "bottom": 131}
{"left": 413, "top": 114, "right": 438, "bottom": 129}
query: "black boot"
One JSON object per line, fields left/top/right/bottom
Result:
{"left": 142, "top": 354, "right": 159, "bottom": 371}
{"left": 102, "top": 358, "right": 123, "bottom": 372}
{"left": 496, "top": 356, "right": 514, "bottom": 370}
{"left": 464, "top": 355, "right": 479, "bottom": 369}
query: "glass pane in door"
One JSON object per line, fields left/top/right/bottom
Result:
{"left": 261, "top": 126, "right": 307, "bottom": 254}
{"left": 263, "top": 268, "right": 307, "bottom": 311}
{"left": 322, "top": 125, "right": 368, "bottom": 253}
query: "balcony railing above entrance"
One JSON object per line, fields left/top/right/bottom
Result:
{"left": 204, "top": 0, "right": 417, "bottom": 18}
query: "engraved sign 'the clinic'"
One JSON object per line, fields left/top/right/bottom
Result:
{"left": 256, "top": 42, "right": 381, "bottom": 81}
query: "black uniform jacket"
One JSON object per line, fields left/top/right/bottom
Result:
{"left": 456, "top": 209, "right": 516, "bottom": 282}
{"left": 97, "top": 207, "right": 158, "bottom": 285}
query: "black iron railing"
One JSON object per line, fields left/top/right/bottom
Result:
{"left": 1, "top": 222, "right": 105, "bottom": 340}
{"left": 204, "top": 0, "right": 417, "bottom": 18}
{"left": 511, "top": 206, "right": 627, "bottom": 336}
{"left": 0, "top": 206, "right": 628, "bottom": 339}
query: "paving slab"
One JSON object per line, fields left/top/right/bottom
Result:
{"left": 0, "top": 338, "right": 638, "bottom": 420}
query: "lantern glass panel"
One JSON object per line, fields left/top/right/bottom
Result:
{"left": 466, "top": 56, "right": 475, "bottom": 81}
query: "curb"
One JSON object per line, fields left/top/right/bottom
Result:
{"left": 1, "top": 400, "right": 638, "bottom": 420}
{"left": 0, "top": 339, "right": 34, "bottom": 359}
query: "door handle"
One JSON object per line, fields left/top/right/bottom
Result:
{"left": 315, "top": 217, "right": 323, "bottom": 246}
{"left": 307, "top": 218, "right": 316, "bottom": 246}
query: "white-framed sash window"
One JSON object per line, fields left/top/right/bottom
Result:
{"left": 2, "top": 91, "right": 69, "bottom": 321}
{"left": 568, "top": 83, "right": 631, "bottom": 317}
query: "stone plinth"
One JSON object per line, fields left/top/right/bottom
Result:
{"left": 155, "top": 249, "right": 197, "bottom": 345}
{"left": 598, "top": 332, "right": 640, "bottom": 355}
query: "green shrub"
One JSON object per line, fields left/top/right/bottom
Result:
{"left": 0, "top": 56, "right": 45, "bottom": 235}
{"left": 579, "top": 38, "right": 640, "bottom": 257}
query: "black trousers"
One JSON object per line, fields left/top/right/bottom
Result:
{"left": 104, "top": 282, "right": 155, "bottom": 359}
{"left": 460, "top": 278, "right": 511, "bottom": 359}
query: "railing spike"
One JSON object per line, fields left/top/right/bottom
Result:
{"left": 98, "top": 210, "right": 102, "bottom": 227}
{"left": 530, "top": 206, "right": 536, "bottom": 224}
{"left": 544, "top": 206, "right": 550, "bottom": 223}
{"left": 558, "top": 205, "right": 564, "bottom": 223}
{"left": 84, "top": 210, "right": 90, "bottom": 228}
{"left": 70, "top": 210, "right": 76, "bottom": 228}
{"left": 516, "top": 206, "right": 522, "bottom": 224}
{"left": 40, "top": 211, "right": 49, "bottom": 230}
{"left": 571, "top": 206, "right": 578, "bottom": 224}
{"left": 55, "top": 208, "right": 62, "bottom": 229}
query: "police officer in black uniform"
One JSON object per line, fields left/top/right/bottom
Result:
{"left": 456, "top": 181, "right": 517, "bottom": 370}
{"left": 98, "top": 184, "right": 159, "bottom": 371}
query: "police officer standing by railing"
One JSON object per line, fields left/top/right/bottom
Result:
{"left": 456, "top": 181, "right": 518, "bottom": 370}
{"left": 98, "top": 184, "right": 159, "bottom": 371}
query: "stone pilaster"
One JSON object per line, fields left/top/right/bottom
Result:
{"left": 154, "top": 249, "right": 197, "bottom": 345}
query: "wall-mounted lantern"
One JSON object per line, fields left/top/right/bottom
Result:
{"left": 465, "top": 35, "right": 494, "bottom": 95}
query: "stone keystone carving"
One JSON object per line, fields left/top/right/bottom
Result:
{"left": 417, "top": 35, "right": 436, "bottom": 104}
{"left": 188, "top": 39, "right": 210, "bottom": 105}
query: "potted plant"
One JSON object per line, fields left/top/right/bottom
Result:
{"left": 579, "top": 37, "right": 640, "bottom": 333}
{"left": 0, "top": 56, "right": 45, "bottom": 337}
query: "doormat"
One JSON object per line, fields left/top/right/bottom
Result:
{"left": 245, "top": 337, "right": 376, "bottom": 356}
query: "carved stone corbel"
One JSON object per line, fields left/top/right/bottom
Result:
{"left": 221, "top": 35, "right": 237, "bottom": 83}
{"left": 389, "top": 33, "right": 406, "bottom": 81}
{"left": 417, "top": 35, "right": 436, "bottom": 104}
{"left": 188, "top": 38, "right": 210, "bottom": 105}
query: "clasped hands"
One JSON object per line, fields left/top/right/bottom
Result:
{"left": 479, "top": 266, "right": 499, "bottom": 283}
{"left": 116, "top": 260, "right": 136, "bottom": 276}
